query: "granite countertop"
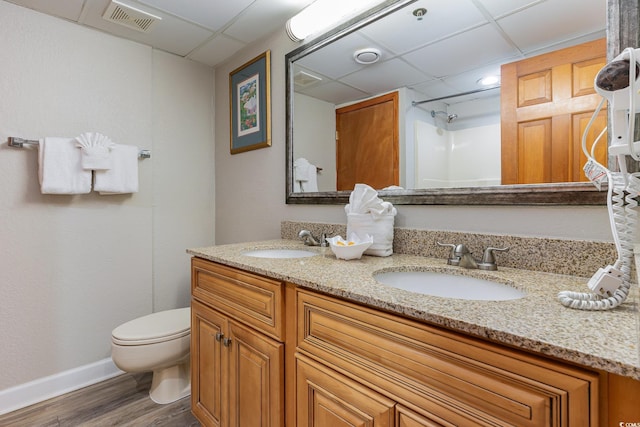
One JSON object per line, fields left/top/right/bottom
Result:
{"left": 188, "top": 239, "right": 640, "bottom": 380}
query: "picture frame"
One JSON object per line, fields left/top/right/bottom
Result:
{"left": 229, "top": 50, "right": 271, "bottom": 154}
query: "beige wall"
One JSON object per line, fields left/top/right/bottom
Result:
{"left": 0, "top": 0, "right": 214, "bottom": 396}
{"left": 214, "top": 29, "right": 613, "bottom": 244}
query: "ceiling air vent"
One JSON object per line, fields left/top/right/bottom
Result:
{"left": 102, "top": 0, "right": 161, "bottom": 33}
{"left": 294, "top": 70, "right": 322, "bottom": 88}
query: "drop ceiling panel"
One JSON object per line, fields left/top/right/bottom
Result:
{"left": 497, "top": 0, "right": 605, "bottom": 53}
{"left": 340, "top": 58, "right": 429, "bottom": 94}
{"left": 136, "top": 0, "right": 255, "bottom": 31}
{"left": 224, "top": 0, "right": 315, "bottom": 43}
{"left": 403, "top": 24, "right": 519, "bottom": 78}
{"left": 81, "top": 0, "right": 214, "bottom": 56}
{"left": 360, "top": 0, "right": 487, "bottom": 55}
{"left": 187, "top": 34, "right": 247, "bottom": 68}
{"left": 4, "top": 0, "right": 85, "bottom": 21}
{"left": 474, "top": 0, "right": 543, "bottom": 18}
{"left": 299, "top": 81, "right": 368, "bottom": 105}
{"left": 442, "top": 62, "right": 507, "bottom": 93}
{"left": 295, "top": 31, "right": 390, "bottom": 80}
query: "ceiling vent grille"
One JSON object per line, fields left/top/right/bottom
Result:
{"left": 102, "top": 1, "right": 161, "bottom": 33}
{"left": 294, "top": 70, "right": 322, "bottom": 88}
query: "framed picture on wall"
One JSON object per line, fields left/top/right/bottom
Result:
{"left": 229, "top": 50, "right": 271, "bottom": 154}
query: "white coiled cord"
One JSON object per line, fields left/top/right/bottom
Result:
{"left": 557, "top": 171, "right": 637, "bottom": 309}
{"left": 557, "top": 53, "right": 640, "bottom": 310}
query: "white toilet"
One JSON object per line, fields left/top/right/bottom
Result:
{"left": 111, "top": 307, "right": 191, "bottom": 404}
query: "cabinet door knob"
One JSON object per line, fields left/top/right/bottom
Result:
{"left": 215, "top": 332, "right": 224, "bottom": 342}
{"left": 223, "top": 337, "right": 232, "bottom": 347}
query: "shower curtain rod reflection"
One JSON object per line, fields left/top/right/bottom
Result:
{"left": 411, "top": 86, "right": 500, "bottom": 107}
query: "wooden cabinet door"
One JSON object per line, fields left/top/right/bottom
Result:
{"left": 336, "top": 91, "right": 399, "bottom": 191}
{"left": 501, "top": 38, "right": 607, "bottom": 184}
{"left": 296, "top": 354, "right": 395, "bottom": 427}
{"left": 192, "top": 300, "right": 228, "bottom": 427}
{"left": 227, "top": 320, "right": 284, "bottom": 427}
{"left": 297, "top": 289, "right": 598, "bottom": 426}
{"left": 396, "top": 405, "right": 454, "bottom": 427}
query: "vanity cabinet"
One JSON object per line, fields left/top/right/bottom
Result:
{"left": 190, "top": 258, "right": 640, "bottom": 426}
{"left": 296, "top": 289, "right": 600, "bottom": 426}
{"left": 191, "top": 258, "right": 285, "bottom": 427}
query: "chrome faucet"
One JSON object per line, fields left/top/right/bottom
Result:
{"left": 437, "top": 242, "right": 509, "bottom": 271}
{"left": 299, "top": 230, "right": 327, "bottom": 246}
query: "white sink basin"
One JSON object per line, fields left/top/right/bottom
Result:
{"left": 374, "top": 270, "right": 526, "bottom": 301}
{"left": 242, "top": 249, "right": 317, "bottom": 259}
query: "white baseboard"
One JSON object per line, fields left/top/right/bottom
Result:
{"left": 0, "top": 358, "right": 123, "bottom": 416}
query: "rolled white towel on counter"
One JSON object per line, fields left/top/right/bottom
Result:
{"left": 345, "top": 183, "right": 397, "bottom": 256}
{"left": 345, "top": 183, "right": 397, "bottom": 218}
{"left": 38, "top": 137, "right": 92, "bottom": 194}
{"left": 347, "top": 213, "right": 395, "bottom": 256}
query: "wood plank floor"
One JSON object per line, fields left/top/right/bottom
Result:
{"left": 0, "top": 373, "right": 200, "bottom": 426}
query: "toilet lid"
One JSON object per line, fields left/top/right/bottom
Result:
{"left": 112, "top": 307, "right": 190, "bottom": 346}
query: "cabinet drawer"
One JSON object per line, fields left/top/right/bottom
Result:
{"left": 297, "top": 290, "right": 598, "bottom": 426}
{"left": 192, "top": 258, "right": 284, "bottom": 341}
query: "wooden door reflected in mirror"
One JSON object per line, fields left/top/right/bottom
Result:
{"left": 336, "top": 92, "right": 399, "bottom": 191}
{"left": 501, "top": 38, "right": 607, "bottom": 185}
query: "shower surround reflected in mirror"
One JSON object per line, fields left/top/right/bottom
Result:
{"left": 286, "top": 0, "right": 613, "bottom": 205}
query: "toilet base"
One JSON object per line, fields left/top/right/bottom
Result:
{"left": 149, "top": 359, "right": 191, "bottom": 404}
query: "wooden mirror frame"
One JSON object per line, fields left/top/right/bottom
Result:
{"left": 285, "top": 0, "right": 638, "bottom": 206}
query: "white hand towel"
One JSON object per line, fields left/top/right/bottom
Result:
{"left": 38, "top": 137, "right": 92, "bottom": 194}
{"left": 75, "top": 132, "right": 115, "bottom": 170}
{"left": 93, "top": 144, "right": 139, "bottom": 194}
{"left": 294, "top": 158, "right": 319, "bottom": 192}
{"left": 294, "top": 158, "right": 311, "bottom": 182}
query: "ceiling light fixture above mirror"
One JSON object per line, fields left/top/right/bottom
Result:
{"left": 286, "top": 0, "right": 386, "bottom": 42}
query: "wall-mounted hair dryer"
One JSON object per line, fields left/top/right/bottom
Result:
{"left": 558, "top": 47, "right": 640, "bottom": 311}
{"left": 594, "top": 48, "right": 640, "bottom": 160}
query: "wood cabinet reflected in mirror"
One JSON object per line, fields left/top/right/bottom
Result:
{"left": 285, "top": 0, "right": 636, "bottom": 205}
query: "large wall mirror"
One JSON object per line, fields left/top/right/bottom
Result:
{"left": 286, "top": 0, "right": 621, "bottom": 205}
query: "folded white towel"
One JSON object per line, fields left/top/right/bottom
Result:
{"left": 75, "top": 132, "right": 115, "bottom": 170}
{"left": 38, "top": 137, "right": 92, "bottom": 194}
{"left": 294, "top": 158, "right": 318, "bottom": 192}
{"left": 93, "top": 144, "right": 139, "bottom": 194}
{"left": 345, "top": 183, "right": 397, "bottom": 218}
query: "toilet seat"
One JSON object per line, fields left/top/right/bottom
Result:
{"left": 112, "top": 307, "right": 190, "bottom": 346}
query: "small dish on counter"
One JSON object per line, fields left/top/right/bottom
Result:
{"left": 326, "top": 234, "right": 373, "bottom": 260}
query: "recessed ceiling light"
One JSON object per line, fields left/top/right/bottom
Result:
{"left": 354, "top": 48, "right": 381, "bottom": 65}
{"left": 477, "top": 75, "right": 500, "bottom": 86}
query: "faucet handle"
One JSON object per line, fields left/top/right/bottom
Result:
{"left": 478, "top": 247, "right": 509, "bottom": 270}
{"left": 299, "top": 229, "right": 320, "bottom": 246}
{"left": 437, "top": 242, "right": 460, "bottom": 266}
{"left": 453, "top": 244, "right": 471, "bottom": 256}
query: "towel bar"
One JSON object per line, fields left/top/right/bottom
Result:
{"left": 8, "top": 137, "right": 151, "bottom": 159}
